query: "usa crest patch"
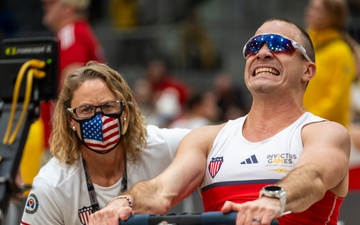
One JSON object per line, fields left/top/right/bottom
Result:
{"left": 208, "top": 156, "right": 223, "bottom": 178}
{"left": 78, "top": 206, "right": 92, "bottom": 225}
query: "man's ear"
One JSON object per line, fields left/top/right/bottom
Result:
{"left": 302, "top": 62, "right": 316, "bottom": 82}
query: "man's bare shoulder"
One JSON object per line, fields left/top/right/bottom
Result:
{"left": 302, "top": 120, "right": 350, "bottom": 146}
{"left": 303, "top": 120, "right": 348, "bottom": 134}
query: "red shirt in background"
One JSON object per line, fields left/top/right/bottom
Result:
{"left": 42, "top": 20, "right": 105, "bottom": 148}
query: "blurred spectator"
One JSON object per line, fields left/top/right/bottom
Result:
{"left": 146, "top": 59, "right": 189, "bottom": 105}
{"left": 41, "top": 0, "right": 106, "bottom": 85}
{"left": 178, "top": 9, "right": 219, "bottom": 70}
{"left": 213, "top": 72, "right": 248, "bottom": 122}
{"left": 169, "top": 90, "right": 219, "bottom": 129}
{"left": 303, "top": 0, "right": 356, "bottom": 128}
{"left": 132, "top": 78, "right": 162, "bottom": 126}
{"left": 155, "top": 87, "right": 183, "bottom": 127}
{"left": 145, "top": 59, "right": 190, "bottom": 127}
{"left": 303, "top": 0, "right": 360, "bottom": 224}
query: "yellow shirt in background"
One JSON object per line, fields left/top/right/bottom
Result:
{"left": 303, "top": 29, "right": 356, "bottom": 128}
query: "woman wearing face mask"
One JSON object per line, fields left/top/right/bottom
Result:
{"left": 20, "top": 61, "right": 191, "bottom": 225}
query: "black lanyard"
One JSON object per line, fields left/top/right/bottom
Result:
{"left": 82, "top": 158, "right": 128, "bottom": 213}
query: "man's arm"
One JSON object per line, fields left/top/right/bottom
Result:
{"left": 89, "top": 125, "right": 223, "bottom": 225}
{"left": 279, "top": 121, "right": 350, "bottom": 211}
{"left": 221, "top": 121, "right": 350, "bottom": 224}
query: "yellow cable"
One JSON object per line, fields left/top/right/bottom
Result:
{"left": 2, "top": 59, "right": 46, "bottom": 145}
{"left": 3, "top": 61, "right": 29, "bottom": 144}
{"left": 8, "top": 69, "right": 45, "bottom": 144}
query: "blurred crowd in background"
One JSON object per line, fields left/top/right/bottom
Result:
{"left": 0, "top": 0, "right": 258, "bottom": 128}
{"left": 1, "top": 0, "right": 360, "bottom": 124}
{"left": 2, "top": 0, "right": 360, "bottom": 224}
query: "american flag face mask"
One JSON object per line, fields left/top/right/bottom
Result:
{"left": 77, "top": 113, "right": 122, "bottom": 154}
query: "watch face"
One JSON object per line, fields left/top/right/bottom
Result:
{"left": 265, "top": 186, "right": 282, "bottom": 191}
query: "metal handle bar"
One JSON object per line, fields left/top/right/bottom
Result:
{"left": 119, "top": 211, "right": 279, "bottom": 225}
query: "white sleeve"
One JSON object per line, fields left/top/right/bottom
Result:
{"left": 127, "top": 125, "right": 190, "bottom": 187}
{"left": 146, "top": 125, "right": 190, "bottom": 157}
{"left": 21, "top": 176, "right": 63, "bottom": 225}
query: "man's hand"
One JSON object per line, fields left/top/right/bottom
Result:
{"left": 221, "top": 197, "right": 282, "bottom": 225}
{"left": 89, "top": 198, "right": 134, "bottom": 225}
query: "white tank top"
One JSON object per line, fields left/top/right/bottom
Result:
{"left": 201, "top": 112, "right": 324, "bottom": 211}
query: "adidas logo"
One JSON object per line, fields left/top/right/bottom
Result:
{"left": 240, "top": 154, "right": 258, "bottom": 164}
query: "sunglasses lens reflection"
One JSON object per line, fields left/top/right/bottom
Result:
{"left": 244, "top": 34, "right": 295, "bottom": 58}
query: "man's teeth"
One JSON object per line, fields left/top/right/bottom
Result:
{"left": 255, "top": 68, "right": 280, "bottom": 76}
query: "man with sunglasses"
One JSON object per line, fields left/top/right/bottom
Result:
{"left": 89, "top": 19, "right": 350, "bottom": 225}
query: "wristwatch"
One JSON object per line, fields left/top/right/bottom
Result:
{"left": 259, "top": 185, "right": 286, "bottom": 214}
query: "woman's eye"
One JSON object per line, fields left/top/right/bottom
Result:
{"left": 79, "top": 106, "right": 93, "bottom": 114}
{"left": 103, "top": 104, "right": 114, "bottom": 110}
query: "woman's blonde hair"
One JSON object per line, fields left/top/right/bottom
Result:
{"left": 49, "top": 61, "right": 147, "bottom": 164}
